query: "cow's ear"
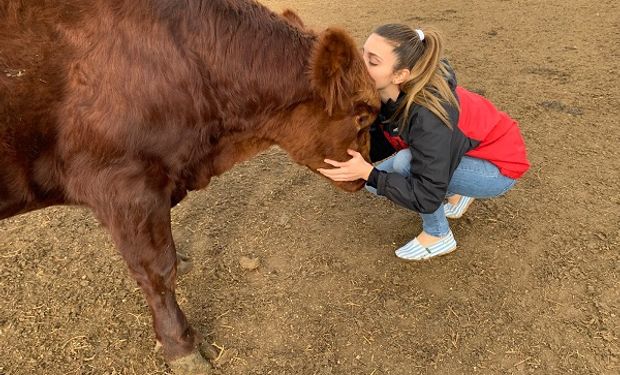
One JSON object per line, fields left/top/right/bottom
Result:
{"left": 282, "top": 9, "right": 305, "bottom": 29}
{"left": 310, "top": 28, "right": 360, "bottom": 116}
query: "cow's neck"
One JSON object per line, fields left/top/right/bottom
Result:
{"left": 191, "top": 2, "right": 317, "bottom": 123}
{"left": 176, "top": 2, "right": 325, "bottom": 188}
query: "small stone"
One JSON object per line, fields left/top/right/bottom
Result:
{"left": 239, "top": 256, "right": 260, "bottom": 271}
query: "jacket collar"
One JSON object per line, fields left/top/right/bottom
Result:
{"left": 381, "top": 91, "right": 407, "bottom": 119}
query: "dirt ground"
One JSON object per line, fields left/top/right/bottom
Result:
{"left": 1, "top": 0, "right": 618, "bottom": 374}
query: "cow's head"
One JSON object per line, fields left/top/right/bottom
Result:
{"left": 282, "top": 28, "right": 380, "bottom": 192}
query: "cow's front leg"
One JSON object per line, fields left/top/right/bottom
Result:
{"left": 176, "top": 251, "right": 193, "bottom": 276}
{"left": 102, "top": 198, "right": 211, "bottom": 374}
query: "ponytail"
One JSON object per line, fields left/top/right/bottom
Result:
{"left": 374, "top": 24, "right": 459, "bottom": 128}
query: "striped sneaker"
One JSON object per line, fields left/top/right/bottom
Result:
{"left": 444, "top": 196, "right": 475, "bottom": 219}
{"left": 395, "top": 231, "right": 457, "bottom": 261}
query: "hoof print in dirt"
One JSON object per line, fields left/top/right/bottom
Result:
{"left": 539, "top": 100, "right": 584, "bottom": 115}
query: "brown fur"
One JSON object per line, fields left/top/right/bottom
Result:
{"left": 0, "top": 0, "right": 379, "bottom": 368}
{"left": 281, "top": 8, "right": 305, "bottom": 29}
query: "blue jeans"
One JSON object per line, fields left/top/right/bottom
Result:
{"left": 366, "top": 149, "right": 516, "bottom": 237}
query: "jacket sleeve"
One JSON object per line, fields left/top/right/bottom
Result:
{"left": 368, "top": 109, "right": 453, "bottom": 214}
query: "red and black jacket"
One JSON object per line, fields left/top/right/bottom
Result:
{"left": 367, "top": 63, "right": 529, "bottom": 214}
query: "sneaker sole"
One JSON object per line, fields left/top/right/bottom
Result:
{"left": 397, "top": 245, "right": 458, "bottom": 262}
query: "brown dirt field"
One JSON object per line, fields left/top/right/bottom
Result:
{"left": 1, "top": 0, "right": 618, "bottom": 374}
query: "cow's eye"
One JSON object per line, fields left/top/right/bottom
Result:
{"left": 355, "top": 114, "right": 371, "bottom": 129}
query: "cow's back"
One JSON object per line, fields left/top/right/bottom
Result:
{"left": 1, "top": 1, "right": 210, "bottom": 214}
{"left": 0, "top": 0, "right": 318, "bottom": 218}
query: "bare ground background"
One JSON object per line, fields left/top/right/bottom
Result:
{"left": 1, "top": 0, "right": 618, "bottom": 374}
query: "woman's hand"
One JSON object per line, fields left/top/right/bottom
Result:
{"left": 318, "top": 149, "right": 374, "bottom": 181}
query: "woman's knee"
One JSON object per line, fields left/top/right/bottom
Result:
{"left": 496, "top": 177, "right": 517, "bottom": 196}
{"left": 392, "top": 149, "right": 412, "bottom": 176}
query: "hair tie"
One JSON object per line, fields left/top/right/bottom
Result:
{"left": 415, "top": 29, "right": 425, "bottom": 41}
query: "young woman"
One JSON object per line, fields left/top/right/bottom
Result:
{"left": 318, "top": 24, "right": 529, "bottom": 261}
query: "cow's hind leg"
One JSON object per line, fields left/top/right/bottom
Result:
{"left": 176, "top": 251, "right": 193, "bottom": 276}
{"left": 100, "top": 194, "right": 211, "bottom": 374}
{"left": 172, "top": 186, "right": 193, "bottom": 276}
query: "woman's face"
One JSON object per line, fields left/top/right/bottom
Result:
{"left": 362, "top": 33, "right": 400, "bottom": 91}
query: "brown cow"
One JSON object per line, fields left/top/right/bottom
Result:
{"left": 0, "top": 0, "right": 379, "bottom": 373}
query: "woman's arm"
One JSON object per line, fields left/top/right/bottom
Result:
{"left": 368, "top": 108, "right": 453, "bottom": 213}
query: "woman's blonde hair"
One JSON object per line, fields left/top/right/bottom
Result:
{"left": 374, "top": 24, "right": 459, "bottom": 128}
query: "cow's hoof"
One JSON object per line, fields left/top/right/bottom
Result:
{"left": 169, "top": 351, "right": 212, "bottom": 374}
{"left": 176, "top": 251, "right": 193, "bottom": 276}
